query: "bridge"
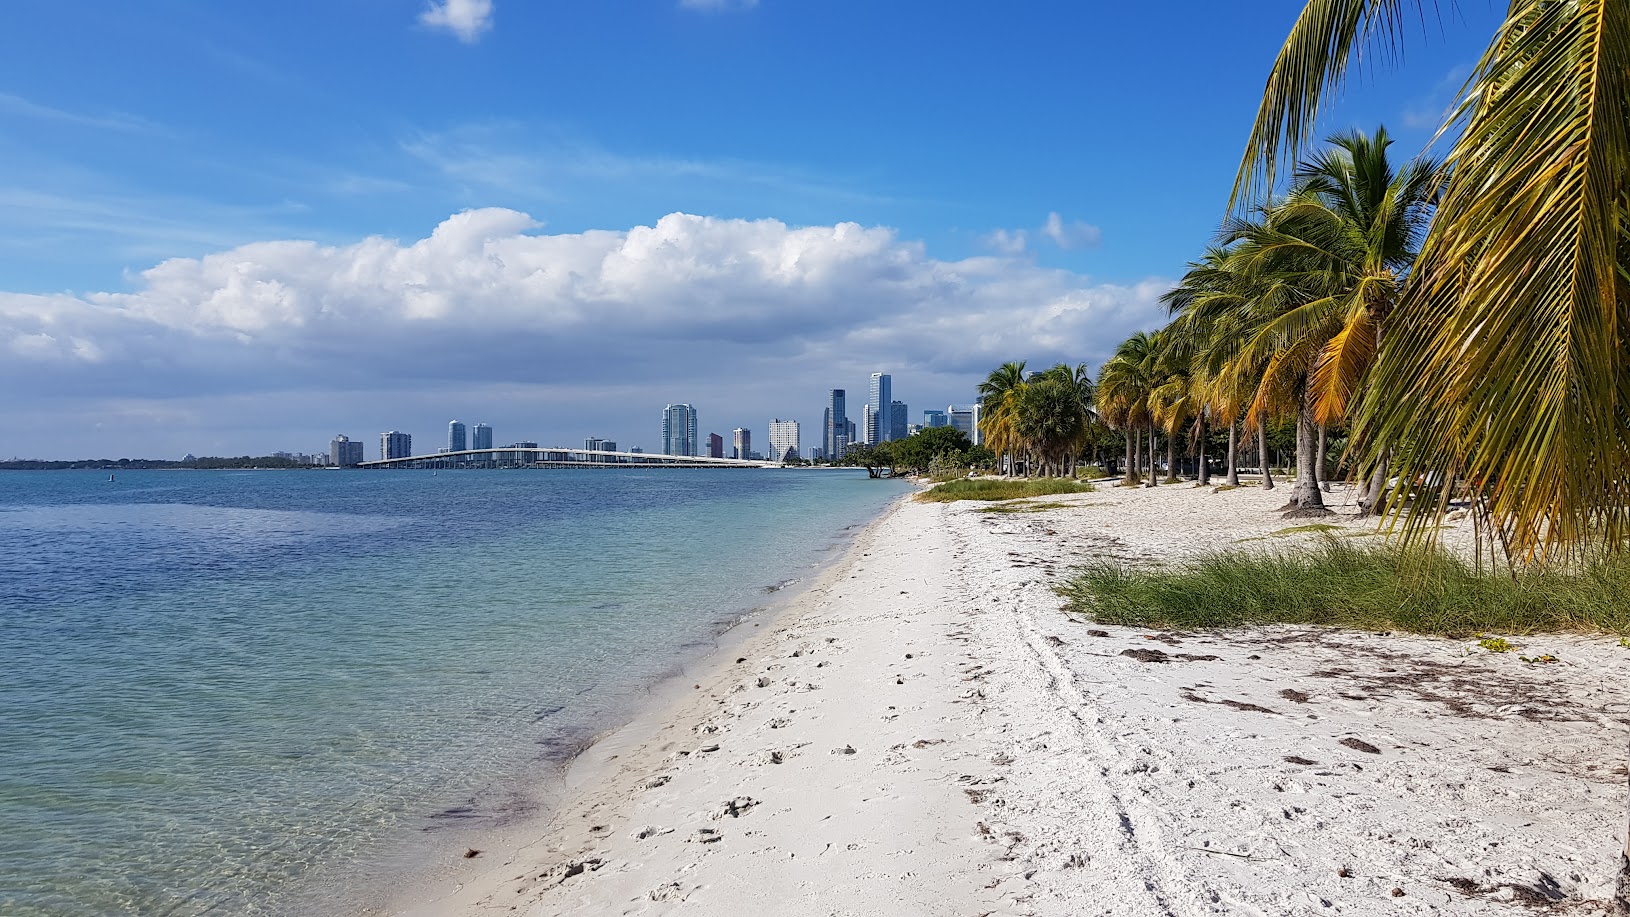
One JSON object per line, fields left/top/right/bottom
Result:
{"left": 358, "top": 447, "right": 785, "bottom": 469}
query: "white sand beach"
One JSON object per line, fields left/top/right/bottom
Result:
{"left": 382, "top": 482, "right": 1630, "bottom": 916}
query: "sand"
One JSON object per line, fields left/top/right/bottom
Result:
{"left": 378, "top": 480, "right": 1630, "bottom": 916}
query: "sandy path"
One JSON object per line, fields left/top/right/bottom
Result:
{"left": 383, "top": 482, "right": 1630, "bottom": 916}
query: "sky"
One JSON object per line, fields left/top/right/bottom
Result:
{"left": 0, "top": 0, "right": 1500, "bottom": 459}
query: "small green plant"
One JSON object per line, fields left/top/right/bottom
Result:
{"left": 1619, "top": 638, "right": 1630, "bottom": 649}
{"left": 976, "top": 500, "right": 1081, "bottom": 514}
{"left": 918, "top": 478, "right": 1095, "bottom": 503}
{"left": 1519, "top": 654, "right": 1559, "bottom": 664}
{"left": 1477, "top": 636, "right": 1514, "bottom": 653}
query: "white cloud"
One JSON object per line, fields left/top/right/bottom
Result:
{"left": 1040, "top": 212, "right": 1102, "bottom": 250}
{"left": 1, "top": 211, "right": 1169, "bottom": 457}
{"left": 982, "top": 228, "right": 1028, "bottom": 255}
{"left": 419, "top": 0, "right": 494, "bottom": 43}
{"left": 983, "top": 213, "right": 1102, "bottom": 254}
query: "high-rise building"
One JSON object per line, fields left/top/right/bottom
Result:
{"left": 448, "top": 420, "right": 467, "bottom": 453}
{"left": 732, "top": 427, "right": 751, "bottom": 460}
{"left": 707, "top": 433, "right": 724, "bottom": 458}
{"left": 585, "top": 437, "right": 605, "bottom": 453}
{"left": 329, "top": 434, "right": 364, "bottom": 467}
{"left": 923, "top": 409, "right": 948, "bottom": 428}
{"left": 472, "top": 423, "right": 493, "bottom": 451}
{"left": 768, "top": 419, "right": 799, "bottom": 463}
{"left": 824, "top": 389, "right": 847, "bottom": 459}
{"left": 380, "top": 431, "right": 412, "bottom": 461}
{"left": 948, "top": 404, "right": 976, "bottom": 440}
{"left": 889, "top": 401, "right": 908, "bottom": 441}
{"left": 662, "top": 404, "right": 699, "bottom": 456}
{"left": 867, "top": 373, "right": 893, "bottom": 442}
{"left": 862, "top": 403, "right": 878, "bottom": 445}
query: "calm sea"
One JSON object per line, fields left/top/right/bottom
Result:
{"left": 0, "top": 468, "right": 909, "bottom": 916}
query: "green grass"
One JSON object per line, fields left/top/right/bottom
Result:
{"left": 976, "top": 500, "right": 1083, "bottom": 514}
{"left": 918, "top": 478, "right": 1096, "bottom": 503}
{"left": 1057, "top": 537, "right": 1630, "bottom": 636}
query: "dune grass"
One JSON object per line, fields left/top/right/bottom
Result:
{"left": 918, "top": 478, "right": 1096, "bottom": 503}
{"left": 1057, "top": 537, "right": 1630, "bottom": 636}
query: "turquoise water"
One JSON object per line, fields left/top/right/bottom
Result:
{"left": 0, "top": 468, "right": 908, "bottom": 916}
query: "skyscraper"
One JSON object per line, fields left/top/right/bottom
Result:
{"left": 471, "top": 423, "right": 493, "bottom": 451}
{"left": 862, "top": 403, "right": 878, "bottom": 445}
{"left": 889, "top": 401, "right": 908, "bottom": 441}
{"left": 448, "top": 420, "right": 467, "bottom": 453}
{"left": 948, "top": 404, "right": 976, "bottom": 440}
{"left": 707, "top": 432, "right": 725, "bottom": 459}
{"left": 662, "top": 403, "right": 699, "bottom": 456}
{"left": 330, "top": 434, "right": 364, "bottom": 467}
{"left": 867, "top": 372, "right": 893, "bottom": 442}
{"left": 824, "top": 389, "right": 847, "bottom": 459}
{"left": 380, "top": 431, "right": 412, "bottom": 460}
{"left": 768, "top": 419, "right": 799, "bottom": 463}
{"left": 732, "top": 427, "right": 751, "bottom": 460}
{"left": 585, "top": 437, "right": 605, "bottom": 453}
{"left": 923, "top": 409, "right": 948, "bottom": 428}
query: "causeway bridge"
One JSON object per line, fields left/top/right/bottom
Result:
{"left": 358, "top": 447, "right": 784, "bottom": 469}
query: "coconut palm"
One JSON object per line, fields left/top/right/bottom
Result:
{"left": 1097, "top": 332, "right": 1159, "bottom": 486}
{"left": 1224, "top": 130, "right": 1439, "bottom": 512}
{"left": 1238, "top": 6, "right": 1630, "bottom": 898}
{"left": 978, "top": 361, "right": 1027, "bottom": 475}
{"left": 1234, "top": 0, "right": 1630, "bottom": 563}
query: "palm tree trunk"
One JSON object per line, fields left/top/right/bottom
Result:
{"left": 1360, "top": 449, "right": 1391, "bottom": 516}
{"left": 1146, "top": 424, "right": 1159, "bottom": 487}
{"left": 1225, "top": 421, "right": 1239, "bottom": 487}
{"left": 1198, "top": 415, "right": 1211, "bottom": 485}
{"left": 1122, "top": 431, "right": 1137, "bottom": 486}
{"left": 1165, "top": 430, "right": 1179, "bottom": 484}
{"left": 1316, "top": 424, "right": 1329, "bottom": 491}
{"left": 1257, "top": 412, "right": 1275, "bottom": 491}
{"left": 1290, "top": 390, "right": 1327, "bottom": 511}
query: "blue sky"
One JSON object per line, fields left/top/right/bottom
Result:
{"left": 1, "top": 1, "right": 1499, "bottom": 458}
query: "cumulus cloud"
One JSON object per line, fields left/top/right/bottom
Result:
{"left": 2, "top": 210, "right": 1169, "bottom": 457}
{"left": 419, "top": 0, "right": 494, "bottom": 43}
{"left": 1040, "top": 212, "right": 1102, "bottom": 250}
{"left": 984, "top": 213, "right": 1102, "bottom": 254}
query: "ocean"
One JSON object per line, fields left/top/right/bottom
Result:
{"left": 0, "top": 468, "right": 910, "bottom": 916}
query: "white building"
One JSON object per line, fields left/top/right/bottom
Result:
{"left": 768, "top": 419, "right": 800, "bottom": 463}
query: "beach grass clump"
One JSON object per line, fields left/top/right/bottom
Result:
{"left": 918, "top": 478, "right": 1096, "bottom": 503}
{"left": 976, "top": 500, "right": 1080, "bottom": 514}
{"left": 1057, "top": 537, "right": 1630, "bottom": 637}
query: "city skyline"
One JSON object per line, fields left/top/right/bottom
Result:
{"left": 0, "top": 6, "right": 1491, "bottom": 459}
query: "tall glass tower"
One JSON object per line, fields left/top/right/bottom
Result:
{"left": 824, "top": 389, "right": 847, "bottom": 459}
{"left": 471, "top": 423, "right": 493, "bottom": 450}
{"left": 662, "top": 404, "right": 698, "bottom": 456}
{"left": 448, "top": 420, "right": 467, "bottom": 452}
{"left": 867, "top": 373, "right": 892, "bottom": 443}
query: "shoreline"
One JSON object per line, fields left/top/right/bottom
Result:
{"left": 366, "top": 481, "right": 1629, "bottom": 915}
{"left": 340, "top": 493, "right": 917, "bottom": 917}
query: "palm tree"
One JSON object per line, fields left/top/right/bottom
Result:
{"left": 1234, "top": 0, "right": 1630, "bottom": 562}
{"left": 1097, "top": 332, "right": 1159, "bottom": 486}
{"left": 978, "top": 361, "right": 1026, "bottom": 476}
{"left": 1238, "top": 6, "right": 1630, "bottom": 900}
{"left": 1014, "top": 376, "right": 1090, "bottom": 476}
{"left": 1216, "top": 129, "right": 1438, "bottom": 513}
